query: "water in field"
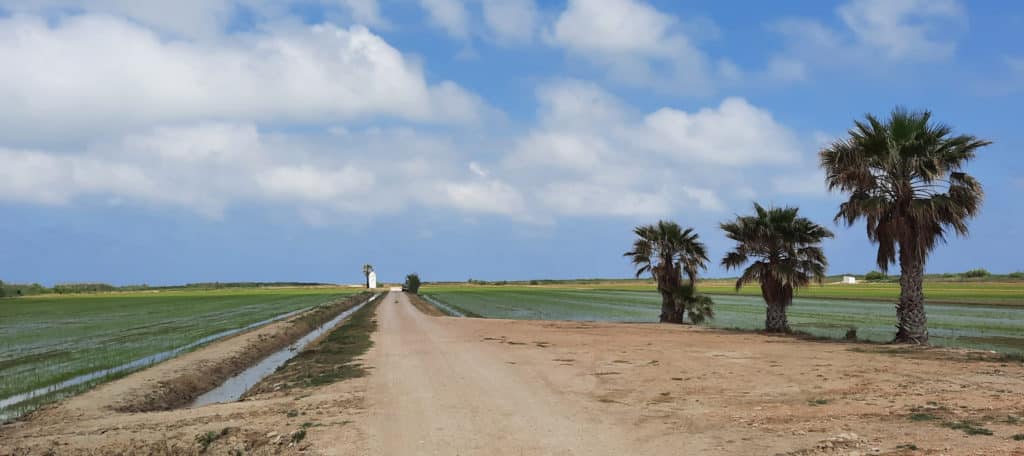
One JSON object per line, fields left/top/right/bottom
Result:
{"left": 191, "top": 293, "right": 379, "bottom": 407}
{"left": 0, "top": 289, "right": 354, "bottom": 420}
{"left": 0, "top": 306, "right": 311, "bottom": 417}
{"left": 426, "top": 289, "right": 1024, "bottom": 355}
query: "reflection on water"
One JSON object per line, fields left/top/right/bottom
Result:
{"left": 0, "top": 306, "right": 312, "bottom": 420}
{"left": 191, "top": 293, "right": 380, "bottom": 407}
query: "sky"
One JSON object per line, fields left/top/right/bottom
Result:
{"left": 0, "top": 0, "right": 1022, "bottom": 285}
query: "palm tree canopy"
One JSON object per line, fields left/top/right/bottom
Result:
{"left": 624, "top": 220, "right": 709, "bottom": 286}
{"left": 362, "top": 264, "right": 374, "bottom": 275}
{"left": 819, "top": 108, "right": 989, "bottom": 270}
{"left": 720, "top": 203, "right": 834, "bottom": 291}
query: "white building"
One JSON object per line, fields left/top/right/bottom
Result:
{"left": 842, "top": 275, "right": 857, "bottom": 284}
{"left": 368, "top": 271, "right": 377, "bottom": 289}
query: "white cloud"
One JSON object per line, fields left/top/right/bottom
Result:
{"left": 0, "top": 14, "right": 487, "bottom": 143}
{"left": 419, "top": 0, "right": 470, "bottom": 39}
{"left": 639, "top": 98, "right": 800, "bottom": 166}
{"left": 468, "top": 161, "right": 489, "bottom": 178}
{"left": 537, "top": 183, "right": 672, "bottom": 217}
{"left": 432, "top": 180, "right": 528, "bottom": 217}
{"left": 481, "top": 0, "right": 537, "bottom": 43}
{"left": 837, "top": 0, "right": 964, "bottom": 60}
{"left": 257, "top": 166, "right": 375, "bottom": 202}
{"left": 763, "top": 57, "right": 807, "bottom": 82}
{"left": 0, "top": 0, "right": 236, "bottom": 39}
{"left": 337, "top": 0, "right": 387, "bottom": 27}
{"left": 772, "top": 171, "right": 828, "bottom": 196}
{"left": 0, "top": 0, "right": 392, "bottom": 37}
{"left": 0, "top": 123, "right": 525, "bottom": 220}
{"left": 768, "top": 0, "right": 967, "bottom": 77}
{"left": 546, "top": 0, "right": 715, "bottom": 94}
{"left": 0, "top": 79, "right": 811, "bottom": 223}
{"left": 499, "top": 80, "right": 803, "bottom": 218}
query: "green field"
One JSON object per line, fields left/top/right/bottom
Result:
{"left": 436, "top": 279, "right": 1024, "bottom": 305}
{"left": 0, "top": 287, "right": 357, "bottom": 419}
{"left": 422, "top": 285, "right": 1024, "bottom": 356}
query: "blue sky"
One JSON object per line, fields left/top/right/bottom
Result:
{"left": 0, "top": 0, "right": 1021, "bottom": 285}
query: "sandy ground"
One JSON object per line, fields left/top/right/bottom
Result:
{"left": 3, "top": 291, "right": 1024, "bottom": 455}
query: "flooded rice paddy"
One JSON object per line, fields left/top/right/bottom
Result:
{"left": 425, "top": 289, "right": 1024, "bottom": 355}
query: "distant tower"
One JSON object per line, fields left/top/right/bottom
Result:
{"left": 368, "top": 271, "right": 377, "bottom": 289}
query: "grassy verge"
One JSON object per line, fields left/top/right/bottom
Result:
{"left": 246, "top": 294, "right": 382, "bottom": 395}
{"left": 406, "top": 293, "right": 445, "bottom": 316}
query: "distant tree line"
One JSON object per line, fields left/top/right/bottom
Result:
{"left": 0, "top": 281, "right": 333, "bottom": 298}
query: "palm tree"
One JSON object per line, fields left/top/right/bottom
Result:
{"left": 362, "top": 264, "right": 374, "bottom": 288}
{"left": 820, "top": 107, "right": 990, "bottom": 343}
{"left": 720, "top": 203, "right": 834, "bottom": 332}
{"left": 624, "top": 221, "right": 714, "bottom": 324}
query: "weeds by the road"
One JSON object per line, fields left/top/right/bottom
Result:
{"left": 117, "top": 293, "right": 373, "bottom": 413}
{"left": 942, "top": 420, "right": 993, "bottom": 436}
{"left": 406, "top": 293, "right": 445, "bottom": 316}
{"left": 246, "top": 295, "right": 381, "bottom": 394}
{"left": 195, "top": 427, "right": 229, "bottom": 452}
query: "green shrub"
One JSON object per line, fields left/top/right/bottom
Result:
{"left": 864, "top": 271, "right": 886, "bottom": 281}
{"left": 404, "top": 273, "right": 421, "bottom": 294}
{"left": 1009, "top": 271, "right": 1024, "bottom": 279}
{"left": 195, "top": 430, "right": 221, "bottom": 452}
{"left": 964, "top": 268, "right": 990, "bottom": 278}
{"left": 943, "top": 420, "right": 992, "bottom": 435}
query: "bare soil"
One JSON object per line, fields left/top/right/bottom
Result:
{"left": 3, "top": 291, "right": 1024, "bottom": 455}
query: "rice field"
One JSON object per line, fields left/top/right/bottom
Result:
{"left": 422, "top": 286, "right": 1024, "bottom": 355}
{"left": 0, "top": 287, "right": 356, "bottom": 419}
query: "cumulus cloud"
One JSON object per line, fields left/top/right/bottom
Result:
{"left": 837, "top": 0, "right": 964, "bottom": 60}
{"left": 481, "top": 0, "right": 537, "bottom": 43}
{"left": 545, "top": 0, "right": 719, "bottom": 95}
{"left": 499, "top": 80, "right": 801, "bottom": 218}
{"left": 768, "top": 0, "right": 967, "bottom": 78}
{"left": 419, "top": 0, "right": 470, "bottom": 39}
{"left": 0, "top": 79, "right": 810, "bottom": 224}
{"left": 639, "top": 98, "right": 800, "bottom": 166}
{"left": 0, "top": 0, "right": 391, "bottom": 37}
{"left": 0, "top": 123, "right": 525, "bottom": 219}
{"left": 0, "top": 14, "right": 487, "bottom": 143}
{"left": 0, "top": 4, "right": 816, "bottom": 225}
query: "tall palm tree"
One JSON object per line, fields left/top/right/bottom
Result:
{"left": 362, "top": 264, "right": 374, "bottom": 288}
{"left": 624, "top": 221, "right": 714, "bottom": 324}
{"left": 720, "top": 203, "right": 834, "bottom": 333}
{"left": 820, "top": 108, "right": 990, "bottom": 343}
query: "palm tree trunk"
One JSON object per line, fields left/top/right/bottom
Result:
{"left": 895, "top": 246, "right": 928, "bottom": 344}
{"left": 659, "top": 291, "right": 683, "bottom": 323}
{"left": 761, "top": 282, "right": 791, "bottom": 333}
{"left": 765, "top": 301, "right": 789, "bottom": 332}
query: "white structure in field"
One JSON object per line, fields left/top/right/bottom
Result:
{"left": 842, "top": 275, "right": 857, "bottom": 284}
{"left": 368, "top": 271, "right": 377, "bottom": 289}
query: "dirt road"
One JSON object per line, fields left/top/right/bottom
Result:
{"left": 3, "top": 290, "right": 1024, "bottom": 454}
{"left": 347, "top": 292, "right": 1024, "bottom": 455}
{"left": 358, "top": 292, "right": 636, "bottom": 454}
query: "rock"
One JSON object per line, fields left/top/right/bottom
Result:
{"left": 266, "top": 431, "right": 278, "bottom": 439}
